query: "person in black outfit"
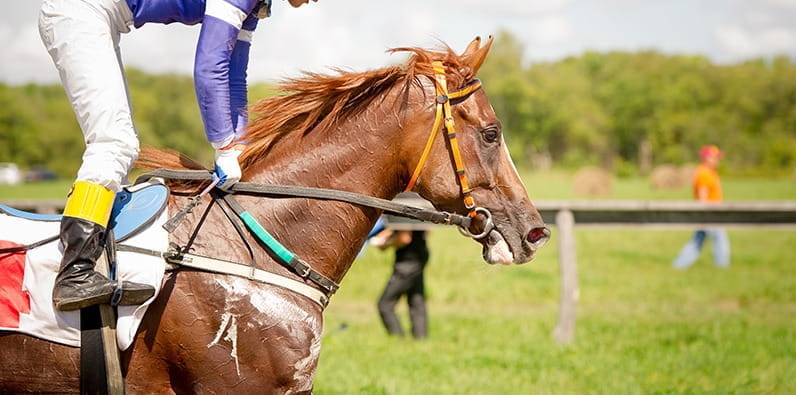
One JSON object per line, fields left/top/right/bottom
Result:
{"left": 371, "top": 229, "right": 429, "bottom": 339}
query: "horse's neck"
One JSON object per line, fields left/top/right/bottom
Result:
{"left": 171, "top": 105, "right": 409, "bottom": 283}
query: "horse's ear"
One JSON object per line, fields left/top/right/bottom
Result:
{"left": 461, "top": 36, "right": 482, "bottom": 59}
{"left": 462, "top": 35, "right": 493, "bottom": 76}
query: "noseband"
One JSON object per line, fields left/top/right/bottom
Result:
{"left": 405, "top": 61, "right": 494, "bottom": 239}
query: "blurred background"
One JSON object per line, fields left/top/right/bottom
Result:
{"left": 1, "top": 0, "right": 794, "bottom": 393}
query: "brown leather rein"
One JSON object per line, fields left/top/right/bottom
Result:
{"left": 405, "top": 61, "right": 493, "bottom": 239}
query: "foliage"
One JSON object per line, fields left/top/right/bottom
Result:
{"left": 479, "top": 30, "right": 796, "bottom": 174}
{"left": 0, "top": 71, "right": 275, "bottom": 178}
{"left": 1, "top": 33, "right": 795, "bottom": 177}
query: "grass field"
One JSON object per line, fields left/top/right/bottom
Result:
{"left": 1, "top": 173, "right": 794, "bottom": 393}
{"left": 316, "top": 228, "right": 795, "bottom": 394}
{"left": 0, "top": 171, "right": 794, "bottom": 201}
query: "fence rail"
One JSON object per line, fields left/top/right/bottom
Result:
{"left": 386, "top": 198, "right": 796, "bottom": 344}
{"left": 5, "top": 198, "right": 796, "bottom": 225}
{"left": 3, "top": 197, "right": 795, "bottom": 345}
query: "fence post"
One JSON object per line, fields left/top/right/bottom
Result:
{"left": 554, "top": 209, "right": 578, "bottom": 345}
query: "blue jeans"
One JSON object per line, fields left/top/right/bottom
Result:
{"left": 673, "top": 229, "right": 730, "bottom": 269}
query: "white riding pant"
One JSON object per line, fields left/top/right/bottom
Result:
{"left": 39, "top": 0, "right": 136, "bottom": 192}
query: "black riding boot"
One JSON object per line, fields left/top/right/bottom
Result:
{"left": 52, "top": 216, "right": 155, "bottom": 311}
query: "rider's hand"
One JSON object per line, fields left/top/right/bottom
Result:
{"left": 214, "top": 145, "right": 245, "bottom": 191}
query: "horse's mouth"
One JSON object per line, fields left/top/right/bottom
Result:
{"left": 481, "top": 227, "right": 549, "bottom": 265}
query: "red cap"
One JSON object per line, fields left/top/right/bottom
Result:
{"left": 699, "top": 145, "right": 723, "bottom": 159}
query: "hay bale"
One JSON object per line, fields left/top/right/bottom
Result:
{"left": 573, "top": 166, "right": 613, "bottom": 196}
{"left": 680, "top": 164, "right": 696, "bottom": 182}
{"left": 650, "top": 164, "right": 689, "bottom": 190}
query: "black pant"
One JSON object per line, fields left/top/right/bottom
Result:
{"left": 377, "top": 259, "right": 427, "bottom": 338}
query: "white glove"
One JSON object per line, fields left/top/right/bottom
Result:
{"left": 213, "top": 146, "right": 244, "bottom": 191}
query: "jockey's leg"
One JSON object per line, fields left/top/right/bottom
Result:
{"left": 53, "top": 182, "right": 155, "bottom": 311}
{"left": 39, "top": 0, "right": 153, "bottom": 310}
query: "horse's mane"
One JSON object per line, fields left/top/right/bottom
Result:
{"left": 137, "top": 43, "right": 477, "bottom": 185}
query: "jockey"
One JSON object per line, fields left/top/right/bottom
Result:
{"left": 38, "top": 0, "right": 315, "bottom": 311}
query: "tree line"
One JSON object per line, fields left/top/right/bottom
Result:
{"left": 1, "top": 31, "right": 794, "bottom": 179}
{"left": 479, "top": 31, "right": 795, "bottom": 176}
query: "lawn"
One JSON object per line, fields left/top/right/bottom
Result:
{"left": 1, "top": 171, "right": 793, "bottom": 201}
{"left": 315, "top": 228, "right": 795, "bottom": 394}
{"left": 0, "top": 179, "right": 73, "bottom": 200}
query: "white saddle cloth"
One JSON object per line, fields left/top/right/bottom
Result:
{"left": 0, "top": 209, "right": 168, "bottom": 351}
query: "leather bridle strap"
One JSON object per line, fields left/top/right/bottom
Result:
{"left": 135, "top": 170, "right": 471, "bottom": 228}
{"left": 405, "top": 61, "right": 482, "bottom": 218}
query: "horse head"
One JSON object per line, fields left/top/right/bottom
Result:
{"left": 394, "top": 36, "right": 550, "bottom": 264}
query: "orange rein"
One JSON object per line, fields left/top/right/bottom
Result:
{"left": 405, "top": 61, "right": 483, "bottom": 218}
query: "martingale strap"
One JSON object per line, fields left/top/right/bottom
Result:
{"left": 218, "top": 193, "right": 340, "bottom": 295}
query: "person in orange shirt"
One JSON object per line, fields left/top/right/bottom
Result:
{"left": 672, "top": 145, "right": 730, "bottom": 269}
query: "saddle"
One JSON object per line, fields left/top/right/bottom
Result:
{"left": 0, "top": 181, "right": 169, "bottom": 241}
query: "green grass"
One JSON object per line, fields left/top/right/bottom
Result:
{"left": 0, "top": 179, "right": 73, "bottom": 200}
{"left": 315, "top": 229, "right": 795, "bottom": 394}
{"left": 520, "top": 170, "right": 796, "bottom": 201}
{"left": 0, "top": 171, "right": 793, "bottom": 201}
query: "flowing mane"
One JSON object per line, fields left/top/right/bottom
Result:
{"left": 240, "top": 45, "right": 476, "bottom": 170}
{"left": 137, "top": 43, "right": 479, "bottom": 175}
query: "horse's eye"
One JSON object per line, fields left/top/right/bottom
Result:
{"left": 481, "top": 128, "right": 500, "bottom": 143}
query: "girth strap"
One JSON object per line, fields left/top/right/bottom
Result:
{"left": 116, "top": 244, "right": 329, "bottom": 308}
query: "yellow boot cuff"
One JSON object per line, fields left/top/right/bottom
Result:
{"left": 63, "top": 181, "right": 115, "bottom": 226}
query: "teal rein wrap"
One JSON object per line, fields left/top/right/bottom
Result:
{"left": 217, "top": 193, "right": 339, "bottom": 294}
{"left": 239, "top": 211, "right": 296, "bottom": 264}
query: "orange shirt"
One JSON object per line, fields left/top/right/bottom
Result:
{"left": 693, "top": 163, "right": 722, "bottom": 202}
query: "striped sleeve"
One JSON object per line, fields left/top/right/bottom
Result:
{"left": 195, "top": 0, "right": 258, "bottom": 147}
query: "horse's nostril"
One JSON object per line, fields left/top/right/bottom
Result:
{"left": 527, "top": 227, "right": 550, "bottom": 244}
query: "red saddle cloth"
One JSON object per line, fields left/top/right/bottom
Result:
{"left": 0, "top": 241, "right": 31, "bottom": 328}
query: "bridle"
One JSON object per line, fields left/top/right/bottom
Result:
{"left": 405, "top": 61, "right": 494, "bottom": 240}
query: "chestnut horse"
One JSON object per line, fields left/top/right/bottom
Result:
{"left": 0, "top": 37, "right": 549, "bottom": 393}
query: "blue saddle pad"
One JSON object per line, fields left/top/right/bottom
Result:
{"left": 0, "top": 182, "right": 169, "bottom": 241}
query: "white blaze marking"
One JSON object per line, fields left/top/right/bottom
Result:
{"left": 502, "top": 137, "right": 522, "bottom": 181}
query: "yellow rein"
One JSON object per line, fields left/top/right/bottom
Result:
{"left": 405, "top": 61, "right": 483, "bottom": 218}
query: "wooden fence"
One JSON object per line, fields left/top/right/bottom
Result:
{"left": 387, "top": 198, "right": 796, "bottom": 344}
{"left": 4, "top": 197, "right": 796, "bottom": 345}
{"left": 539, "top": 200, "right": 796, "bottom": 344}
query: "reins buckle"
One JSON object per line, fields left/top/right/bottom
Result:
{"left": 295, "top": 260, "right": 311, "bottom": 278}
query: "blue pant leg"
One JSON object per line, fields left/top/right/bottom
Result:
{"left": 673, "top": 230, "right": 707, "bottom": 269}
{"left": 708, "top": 228, "right": 730, "bottom": 267}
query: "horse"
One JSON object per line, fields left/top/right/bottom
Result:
{"left": 0, "top": 36, "right": 549, "bottom": 393}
